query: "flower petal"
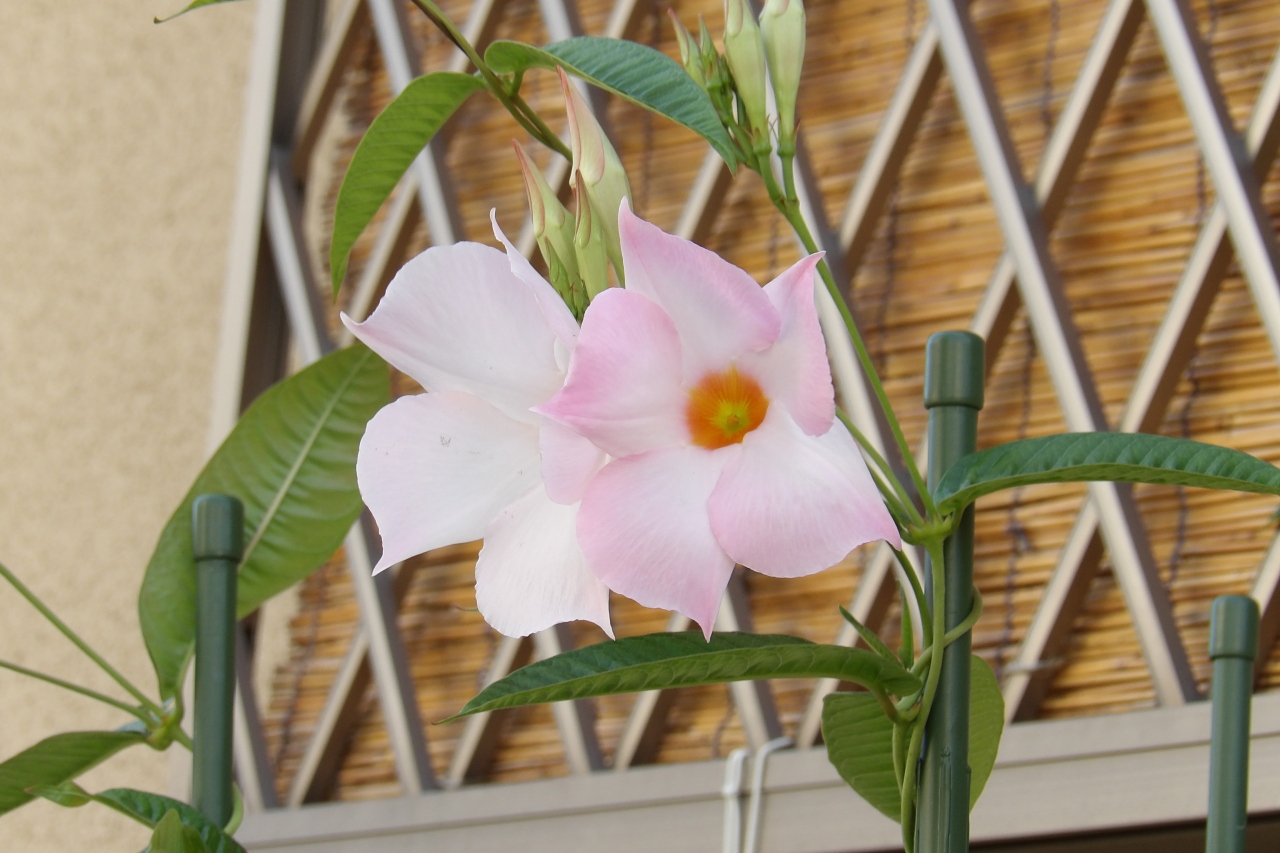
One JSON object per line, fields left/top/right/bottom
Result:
{"left": 358, "top": 392, "right": 541, "bottom": 573}
{"left": 476, "top": 486, "right": 613, "bottom": 638}
{"left": 708, "top": 407, "right": 901, "bottom": 577}
{"left": 618, "top": 201, "right": 780, "bottom": 382}
{"left": 537, "top": 288, "right": 688, "bottom": 457}
{"left": 341, "top": 241, "right": 561, "bottom": 422}
{"left": 743, "top": 253, "right": 834, "bottom": 436}
{"left": 539, "top": 418, "right": 606, "bottom": 505}
{"left": 491, "top": 210, "right": 580, "bottom": 353}
{"left": 577, "top": 445, "right": 736, "bottom": 638}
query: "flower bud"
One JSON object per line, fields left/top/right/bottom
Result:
{"left": 513, "top": 141, "right": 578, "bottom": 285}
{"left": 572, "top": 172, "right": 611, "bottom": 300}
{"left": 723, "top": 0, "right": 769, "bottom": 135}
{"left": 669, "top": 10, "right": 705, "bottom": 88}
{"left": 559, "top": 67, "right": 631, "bottom": 282}
{"left": 760, "top": 0, "right": 806, "bottom": 146}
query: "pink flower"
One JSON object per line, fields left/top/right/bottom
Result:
{"left": 342, "top": 215, "right": 612, "bottom": 639}
{"left": 538, "top": 203, "right": 901, "bottom": 638}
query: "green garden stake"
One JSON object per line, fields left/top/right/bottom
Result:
{"left": 918, "top": 331, "right": 984, "bottom": 853}
{"left": 190, "top": 494, "right": 243, "bottom": 829}
{"left": 1206, "top": 595, "right": 1259, "bottom": 853}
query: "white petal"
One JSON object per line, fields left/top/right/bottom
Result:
{"left": 708, "top": 408, "right": 901, "bottom": 577}
{"left": 358, "top": 392, "right": 541, "bottom": 572}
{"left": 491, "top": 210, "right": 580, "bottom": 352}
{"left": 342, "top": 241, "right": 562, "bottom": 422}
{"left": 539, "top": 418, "right": 606, "bottom": 505}
{"left": 577, "top": 445, "right": 736, "bottom": 638}
{"left": 476, "top": 487, "right": 614, "bottom": 638}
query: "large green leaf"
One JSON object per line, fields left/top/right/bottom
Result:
{"left": 150, "top": 810, "right": 209, "bottom": 853}
{"left": 822, "top": 655, "right": 1006, "bottom": 822}
{"left": 30, "top": 785, "right": 246, "bottom": 853}
{"left": 330, "top": 72, "right": 484, "bottom": 293}
{"left": 822, "top": 693, "right": 899, "bottom": 821}
{"left": 968, "top": 655, "right": 1003, "bottom": 809}
{"left": 484, "top": 38, "right": 737, "bottom": 168}
{"left": 139, "top": 345, "right": 389, "bottom": 700}
{"left": 0, "top": 730, "right": 145, "bottom": 816}
{"left": 449, "top": 632, "right": 919, "bottom": 719}
{"left": 935, "top": 433, "right": 1280, "bottom": 516}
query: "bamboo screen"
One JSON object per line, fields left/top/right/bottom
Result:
{"left": 265, "top": 0, "right": 1280, "bottom": 802}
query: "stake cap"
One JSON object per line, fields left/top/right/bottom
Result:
{"left": 192, "top": 494, "right": 244, "bottom": 563}
{"left": 1209, "top": 595, "right": 1259, "bottom": 661}
{"left": 924, "top": 331, "right": 985, "bottom": 410}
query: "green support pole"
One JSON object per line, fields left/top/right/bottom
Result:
{"left": 191, "top": 494, "right": 242, "bottom": 828}
{"left": 1205, "top": 595, "right": 1258, "bottom": 853}
{"left": 917, "top": 331, "right": 984, "bottom": 853}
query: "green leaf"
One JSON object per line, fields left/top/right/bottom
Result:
{"left": 139, "top": 345, "right": 389, "bottom": 700}
{"left": 839, "top": 605, "right": 897, "bottom": 663}
{"left": 822, "top": 656, "right": 1005, "bottom": 821}
{"left": 93, "top": 789, "right": 245, "bottom": 853}
{"left": 935, "top": 433, "right": 1280, "bottom": 516}
{"left": 330, "top": 72, "right": 484, "bottom": 293}
{"left": 968, "top": 655, "right": 1004, "bottom": 809}
{"left": 822, "top": 693, "right": 899, "bottom": 821}
{"left": 449, "top": 632, "right": 919, "bottom": 720}
{"left": 154, "top": 0, "right": 243, "bottom": 24}
{"left": 26, "top": 781, "right": 92, "bottom": 808}
{"left": 149, "top": 810, "right": 209, "bottom": 853}
{"left": 484, "top": 38, "right": 737, "bottom": 168}
{"left": 0, "top": 730, "right": 145, "bottom": 816}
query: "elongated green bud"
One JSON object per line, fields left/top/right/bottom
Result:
{"left": 760, "top": 0, "right": 805, "bottom": 148}
{"left": 513, "top": 141, "right": 578, "bottom": 283}
{"left": 572, "top": 172, "right": 611, "bottom": 300}
{"left": 670, "top": 10, "right": 706, "bottom": 88}
{"left": 559, "top": 67, "right": 631, "bottom": 283}
{"left": 723, "top": 0, "right": 769, "bottom": 136}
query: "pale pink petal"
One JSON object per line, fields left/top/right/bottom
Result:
{"left": 536, "top": 288, "right": 688, "bottom": 457}
{"left": 708, "top": 407, "right": 901, "bottom": 577}
{"left": 358, "top": 392, "right": 541, "bottom": 573}
{"left": 491, "top": 210, "right": 580, "bottom": 353}
{"left": 577, "top": 446, "right": 736, "bottom": 638}
{"left": 341, "top": 242, "right": 561, "bottom": 423}
{"left": 618, "top": 201, "right": 780, "bottom": 382}
{"left": 476, "top": 486, "right": 613, "bottom": 638}
{"left": 742, "top": 253, "right": 835, "bottom": 436}
{"left": 539, "top": 418, "right": 606, "bottom": 505}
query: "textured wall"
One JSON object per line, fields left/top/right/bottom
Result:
{"left": 0, "top": 1, "right": 253, "bottom": 849}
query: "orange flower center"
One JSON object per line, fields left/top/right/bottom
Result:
{"left": 685, "top": 366, "right": 770, "bottom": 449}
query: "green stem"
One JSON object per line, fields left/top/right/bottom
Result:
{"left": 408, "top": 0, "right": 572, "bottom": 160}
{"left": 0, "top": 561, "right": 163, "bottom": 716}
{"left": 0, "top": 659, "right": 151, "bottom": 722}
{"left": 773, "top": 199, "right": 935, "bottom": 519}
{"left": 892, "top": 547, "right": 931, "bottom": 650}
{"left": 909, "top": 589, "right": 983, "bottom": 676}
{"left": 899, "top": 537, "right": 950, "bottom": 849}
{"left": 837, "top": 409, "right": 922, "bottom": 526}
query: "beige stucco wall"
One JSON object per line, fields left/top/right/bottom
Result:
{"left": 0, "top": 1, "right": 254, "bottom": 849}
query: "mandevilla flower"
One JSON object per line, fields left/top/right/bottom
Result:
{"left": 538, "top": 203, "right": 902, "bottom": 637}
{"left": 342, "top": 214, "right": 612, "bottom": 639}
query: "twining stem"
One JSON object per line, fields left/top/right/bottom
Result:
{"left": 0, "top": 659, "right": 151, "bottom": 723}
{"left": 769, "top": 195, "right": 935, "bottom": 520}
{"left": 0, "top": 561, "right": 163, "bottom": 717}
{"left": 898, "top": 537, "right": 950, "bottom": 852}
{"left": 892, "top": 547, "right": 931, "bottom": 649}
{"left": 838, "top": 409, "right": 922, "bottom": 526}
{"left": 408, "top": 0, "right": 573, "bottom": 160}
{"left": 909, "top": 590, "right": 983, "bottom": 677}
